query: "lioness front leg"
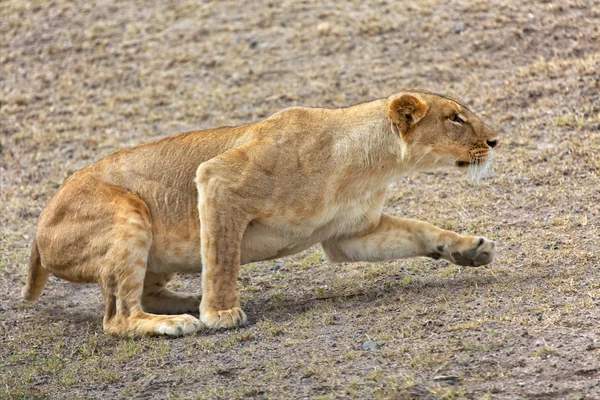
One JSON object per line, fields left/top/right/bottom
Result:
{"left": 195, "top": 164, "right": 250, "bottom": 329}
{"left": 323, "top": 214, "right": 495, "bottom": 266}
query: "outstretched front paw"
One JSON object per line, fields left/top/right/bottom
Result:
{"left": 432, "top": 236, "right": 496, "bottom": 267}
{"left": 201, "top": 307, "right": 247, "bottom": 329}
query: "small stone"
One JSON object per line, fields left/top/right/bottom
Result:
{"left": 269, "top": 264, "right": 281, "bottom": 272}
{"left": 523, "top": 27, "right": 535, "bottom": 35}
{"left": 317, "top": 22, "right": 332, "bottom": 35}
{"left": 518, "top": 382, "right": 526, "bottom": 387}
{"left": 0, "top": 305, "right": 4, "bottom": 312}
{"left": 454, "top": 23, "right": 465, "bottom": 33}
{"left": 362, "top": 340, "right": 377, "bottom": 351}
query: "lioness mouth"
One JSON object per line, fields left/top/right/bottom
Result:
{"left": 456, "top": 158, "right": 489, "bottom": 168}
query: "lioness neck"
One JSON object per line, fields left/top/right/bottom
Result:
{"left": 323, "top": 98, "right": 415, "bottom": 182}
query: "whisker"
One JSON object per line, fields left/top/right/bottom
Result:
{"left": 469, "top": 149, "right": 493, "bottom": 183}
{"left": 405, "top": 150, "right": 430, "bottom": 175}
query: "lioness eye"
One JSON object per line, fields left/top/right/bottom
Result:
{"left": 450, "top": 113, "right": 464, "bottom": 124}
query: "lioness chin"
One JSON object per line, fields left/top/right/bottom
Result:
{"left": 22, "top": 90, "right": 499, "bottom": 337}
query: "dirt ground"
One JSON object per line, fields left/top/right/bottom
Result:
{"left": 1, "top": 0, "right": 599, "bottom": 399}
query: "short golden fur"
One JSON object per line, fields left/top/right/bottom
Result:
{"left": 22, "top": 90, "right": 499, "bottom": 337}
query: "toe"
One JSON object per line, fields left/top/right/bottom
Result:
{"left": 463, "top": 248, "right": 477, "bottom": 258}
{"left": 202, "top": 307, "right": 247, "bottom": 329}
{"left": 217, "top": 311, "right": 234, "bottom": 328}
{"left": 448, "top": 237, "right": 497, "bottom": 267}
{"left": 451, "top": 252, "right": 473, "bottom": 266}
{"left": 182, "top": 315, "right": 203, "bottom": 334}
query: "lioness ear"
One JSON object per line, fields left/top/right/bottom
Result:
{"left": 387, "top": 94, "right": 429, "bottom": 133}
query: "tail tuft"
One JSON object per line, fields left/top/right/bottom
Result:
{"left": 21, "top": 237, "right": 49, "bottom": 301}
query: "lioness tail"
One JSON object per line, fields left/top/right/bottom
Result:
{"left": 21, "top": 237, "right": 49, "bottom": 301}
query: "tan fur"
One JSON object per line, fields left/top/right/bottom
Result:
{"left": 22, "top": 90, "right": 499, "bottom": 337}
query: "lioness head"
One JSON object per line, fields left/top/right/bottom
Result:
{"left": 387, "top": 90, "right": 499, "bottom": 177}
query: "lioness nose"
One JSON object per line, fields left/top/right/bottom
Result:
{"left": 486, "top": 139, "right": 499, "bottom": 148}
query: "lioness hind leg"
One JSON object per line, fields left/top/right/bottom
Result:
{"left": 100, "top": 191, "right": 202, "bottom": 337}
{"left": 141, "top": 272, "right": 201, "bottom": 314}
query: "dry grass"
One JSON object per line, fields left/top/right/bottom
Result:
{"left": 1, "top": 0, "right": 599, "bottom": 398}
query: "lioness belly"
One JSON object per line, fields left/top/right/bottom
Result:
{"left": 146, "top": 223, "right": 317, "bottom": 273}
{"left": 147, "top": 234, "right": 203, "bottom": 274}
{"left": 240, "top": 222, "right": 319, "bottom": 264}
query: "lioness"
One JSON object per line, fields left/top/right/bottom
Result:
{"left": 22, "top": 90, "right": 499, "bottom": 337}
